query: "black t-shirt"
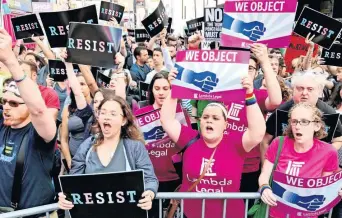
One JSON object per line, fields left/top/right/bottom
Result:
{"left": 0, "top": 111, "right": 57, "bottom": 210}
{"left": 266, "top": 99, "right": 342, "bottom": 140}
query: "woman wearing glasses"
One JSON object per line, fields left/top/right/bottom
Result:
{"left": 259, "top": 103, "right": 339, "bottom": 218}
{"left": 58, "top": 93, "right": 158, "bottom": 211}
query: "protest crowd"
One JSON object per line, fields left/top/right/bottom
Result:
{"left": 1, "top": 0, "right": 342, "bottom": 218}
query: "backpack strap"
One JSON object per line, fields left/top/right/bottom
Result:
{"left": 85, "top": 146, "right": 93, "bottom": 163}
{"left": 11, "top": 130, "right": 30, "bottom": 209}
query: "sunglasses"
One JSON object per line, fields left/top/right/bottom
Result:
{"left": 0, "top": 98, "right": 25, "bottom": 107}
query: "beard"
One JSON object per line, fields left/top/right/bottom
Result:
{"left": 3, "top": 111, "right": 30, "bottom": 127}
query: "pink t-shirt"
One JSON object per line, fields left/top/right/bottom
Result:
{"left": 224, "top": 90, "right": 268, "bottom": 173}
{"left": 135, "top": 105, "right": 191, "bottom": 182}
{"left": 177, "top": 125, "right": 247, "bottom": 218}
{"left": 266, "top": 136, "right": 339, "bottom": 218}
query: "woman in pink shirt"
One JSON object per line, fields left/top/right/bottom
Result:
{"left": 259, "top": 103, "right": 340, "bottom": 218}
{"left": 135, "top": 72, "right": 186, "bottom": 217}
{"left": 160, "top": 69, "right": 266, "bottom": 217}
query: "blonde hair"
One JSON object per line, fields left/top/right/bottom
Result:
{"left": 284, "top": 102, "right": 327, "bottom": 139}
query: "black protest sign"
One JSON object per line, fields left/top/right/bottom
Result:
{"left": 135, "top": 29, "right": 150, "bottom": 42}
{"left": 91, "top": 66, "right": 107, "bottom": 81}
{"left": 204, "top": 8, "right": 223, "bottom": 42}
{"left": 275, "top": 109, "right": 339, "bottom": 143}
{"left": 333, "top": 0, "right": 342, "bottom": 19}
{"left": 141, "top": 0, "right": 168, "bottom": 38}
{"left": 294, "top": 6, "right": 342, "bottom": 50}
{"left": 322, "top": 44, "right": 342, "bottom": 67}
{"left": 59, "top": 170, "right": 146, "bottom": 218}
{"left": 139, "top": 81, "right": 149, "bottom": 101}
{"left": 127, "top": 29, "right": 135, "bottom": 37}
{"left": 48, "top": 59, "right": 80, "bottom": 82}
{"left": 97, "top": 71, "right": 111, "bottom": 88}
{"left": 66, "top": 22, "right": 122, "bottom": 68}
{"left": 11, "top": 14, "right": 44, "bottom": 40}
{"left": 186, "top": 17, "right": 204, "bottom": 34}
{"left": 39, "top": 5, "right": 98, "bottom": 48}
{"left": 99, "top": 1, "right": 125, "bottom": 23}
{"left": 166, "top": 17, "right": 172, "bottom": 34}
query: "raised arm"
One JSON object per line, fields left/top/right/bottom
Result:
{"left": 302, "top": 34, "right": 315, "bottom": 71}
{"left": 32, "top": 36, "right": 56, "bottom": 60}
{"left": 160, "top": 28, "right": 174, "bottom": 71}
{"left": 251, "top": 43, "right": 282, "bottom": 110}
{"left": 160, "top": 69, "right": 182, "bottom": 142}
{"left": 0, "top": 29, "right": 56, "bottom": 142}
{"left": 242, "top": 76, "right": 266, "bottom": 152}
{"left": 65, "top": 63, "right": 87, "bottom": 110}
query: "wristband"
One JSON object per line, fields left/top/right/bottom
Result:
{"left": 259, "top": 185, "right": 272, "bottom": 196}
{"left": 14, "top": 74, "right": 27, "bottom": 83}
{"left": 246, "top": 93, "right": 257, "bottom": 106}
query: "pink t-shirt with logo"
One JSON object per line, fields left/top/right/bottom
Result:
{"left": 224, "top": 90, "right": 268, "bottom": 173}
{"left": 177, "top": 125, "right": 247, "bottom": 218}
{"left": 135, "top": 105, "right": 191, "bottom": 182}
{"left": 266, "top": 136, "right": 339, "bottom": 218}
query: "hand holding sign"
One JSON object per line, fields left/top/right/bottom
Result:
{"left": 143, "top": 126, "right": 165, "bottom": 140}
{"left": 305, "top": 33, "right": 315, "bottom": 48}
{"left": 231, "top": 19, "right": 266, "bottom": 41}
{"left": 283, "top": 191, "right": 326, "bottom": 211}
{"left": 241, "top": 76, "right": 254, "bottom": 94}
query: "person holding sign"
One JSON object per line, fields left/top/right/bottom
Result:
{"left": 160, "top": 69, "right": 266, "bottom": 217}
{"left": 58, "top": 94, "right": 158, "bottom": 211}
{"left": 259, "top": 103, "right": 340, "bottom": 217}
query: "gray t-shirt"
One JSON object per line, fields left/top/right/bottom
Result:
{"left": 85, "top": 139, "right": 126, "bottom": 174}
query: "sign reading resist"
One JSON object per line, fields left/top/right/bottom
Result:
{"left": 186, "top": 17, "right": 204, "bottom": 35}
{"left": 135, "top": 29, "right": 151, "bottom": 42}
{"left": 97, "top": 71, "right": 111, "bottom": 88}
{"left": 322, "top": 44, "right": 342, "bottom": 67}
{"left": 39, "top": 5, "right": 98, "bottom": 48}
{"left": 11, "top": 14, "right": 44, "bottom": 40}
{"left": 139, "top": 81, "right": 149, "bottom": 101}
{"left": 66, "top": 22, "right": 122, "bottom": 68}
{"left": 204, "top": 8, "right": 223, "bottom": 42}
{"left": 141, "top": 0, "right": 168, "bottom": 37}
{"left": 99, "top": 1, "right": 125, "bottom": 23}
{"left": 59, "top": 170, "right": 147, "bottom": 218}
{"left": 127, "top": 29, "right": 135, "bottom": 37}
{"left": 294, "top": 6, "right": 342, "bottom": 49}
{"left": 48, "top": 59, "right": 80, "bottom": 82}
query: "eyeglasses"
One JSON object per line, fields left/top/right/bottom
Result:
{"left": 0, "top": 98, "right": 25, "bottom": 107}
{"left": 290, "top": 119, "right": 318, "bottom": 126}
{"left": 98, "top": 110, "right": 123, "bottom": 118}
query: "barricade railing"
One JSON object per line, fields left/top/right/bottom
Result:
{"left": 0, "top": 192, "right": 335, "bottom": 218}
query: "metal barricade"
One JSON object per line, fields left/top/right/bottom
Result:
{"left": 0, "top": 193, "right": 335, "bottom": 218}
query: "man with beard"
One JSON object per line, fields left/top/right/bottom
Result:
{"left": 0, "top": 29, "right": 57, "bottom": 217}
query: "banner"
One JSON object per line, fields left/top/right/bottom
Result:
{"left": 48, "top": 59, "right": 80, "bottom": 82}
{"left": 59, "top": 170, "right": 147, "bottom": 218}
{"left": 186, "top": 17, "right": 204, "bottom": 35}
{"left": 171, "top": 50, "right": 250, "bottom": 101}
{"left": 275, "top": 110, "right": 340, "bottom": 143}
{"left": 166, "top": 17, "right": 172, "bottom": 34}
{"left": 135, "top": 29, "right": 150, "bottom": 42}
{"left": 127, "top": 28, "right": 135, "bottom": 37}
{"left": 221, "top": 0, "right": 297, "bottom": 48}
{"left": 139, "top": 81, "right": 149, "bottom": 101}
{"left": 7, "top": 0, "right": 32, "bottom": 12}
{"left": 39, "top": 5, "right": 98, "bottom": 48}
{"left": 99, "top": 1, "right": 124, "bottom": 23}
{"left": 284, "top": 33, "right": 319, "bottom": 73}
{"left": 204, "top": 8, "right": 223, "bottom": 42}
{"left": 322, "top": 43, "right": 342, "bottom": 67}
{"left": 294, "top": 6, "right": 342, "bottom": 50}
{"left": 272, "top": 171, "right": 342, "bottom": 217}
{"left": 66, "top": 22, "right": 122, "bottom": 68}
{"left": 141, "top": 0, "right": 168, "bottom": 38}
{"left": 11, "top": 13, "right": 43, "bottom": 40}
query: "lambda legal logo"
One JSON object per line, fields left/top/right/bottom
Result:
{"left": 286, "top": 160, "right": 305, "bottom": 177}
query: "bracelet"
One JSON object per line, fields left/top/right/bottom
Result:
{"left": 259, "top": 185, "right": 272, "bottom": 196}
{"left": 14, "top": 74, "right": 27, "bottom": 83}
{"left": 246, "top": 93, "right": 257, "bottom": 106}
